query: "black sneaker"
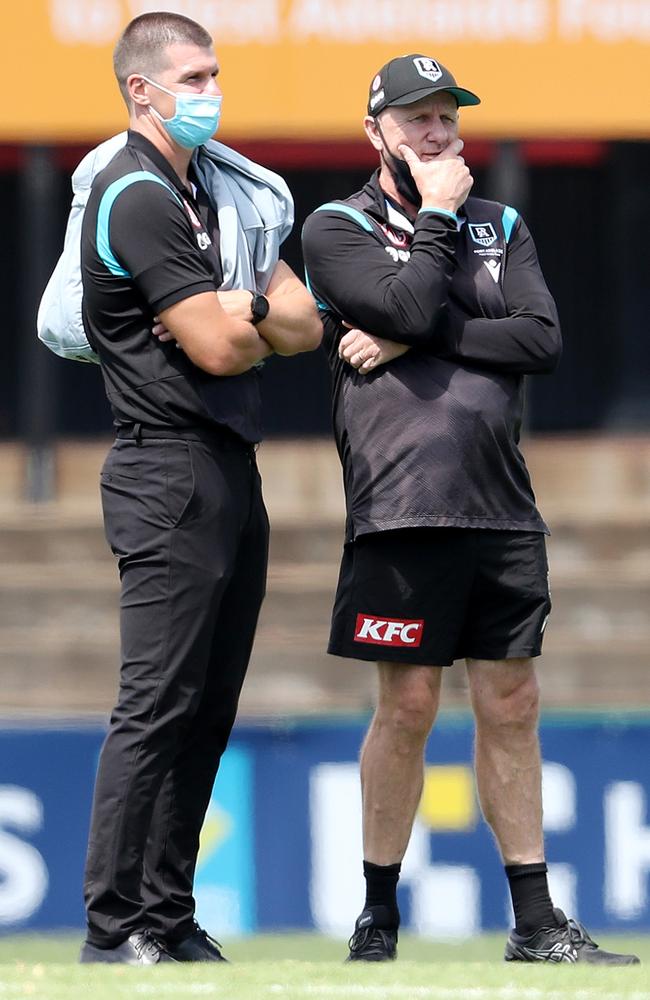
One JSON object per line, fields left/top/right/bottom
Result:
{"left": 505, "top": 908, "right": 640, "bottom": 965}
{"left": 165, "top": 922, "right": 228, "bottom": 962}
{"left": 347, "top": 909, "right": 397, "bottom": 962}
{"left": 79, "top": 930, "right": 177, "bottom": 964}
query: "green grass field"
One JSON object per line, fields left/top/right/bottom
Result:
{"left": 0, "top": 932, "right": 648, "bottom": 1000}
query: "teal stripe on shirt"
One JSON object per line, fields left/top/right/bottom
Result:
{"left": 96, "top": 171, "right": 182, "bottom": 276}
{"left": 314, "top": 202, "right": 374, "bottom": 232}
{"left": 502, "top": 205, "right": 519, "bottom": 243}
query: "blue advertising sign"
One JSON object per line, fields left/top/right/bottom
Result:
{"left": 194, "top": 744, "right": 255, "bottom": 935}
{"left": 0, "top": 724, "right": 99, "bottom": 930}
{"left": 0, "top": 714, "right": 648, "bottom": 936}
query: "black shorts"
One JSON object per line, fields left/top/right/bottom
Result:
{"left": 328, "top": 528, "right": 551, "bottom": 666}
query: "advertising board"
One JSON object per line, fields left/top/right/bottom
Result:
{"left": 4, "top": 1, "right": 650, "bottom": 141}
{"left": 0, "top": 714, "right": 648, "bottom": 935}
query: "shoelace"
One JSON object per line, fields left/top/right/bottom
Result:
{"left": 133, "top": 932, "right": 157, "bottom": 960}
{"left": 348, "top": 926, "right": 392, "bottom": 956}
{"left": 193, "top": 923, "right": 225, "bottom": 954}
{"left": 134, "top": 930, "right": 170, "bottom": 961}
{"left": 565, "top": 917, "right": 598, "bottom": 951}
{"left": 348, "top": 927, "right": 370, "bottom": 953}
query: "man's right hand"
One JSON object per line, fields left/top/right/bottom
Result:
{"left": 398, "top": 139, "right": 473, "bottom": 214}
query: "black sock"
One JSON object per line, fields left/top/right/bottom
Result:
{"left": 362, "top": 860, "right": 401, "bottom": 928}
{"left": 505, "top": 862, "right": 556, "bottom": 936}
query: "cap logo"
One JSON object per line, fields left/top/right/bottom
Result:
{"left": 371, "top": 74, "right": 382, "bottom": 91}
{"left": 369, "top": 89, "right": 385, "bottom": 110}
{"left": 413, "top": 57, "right": 442, "bottom": 83}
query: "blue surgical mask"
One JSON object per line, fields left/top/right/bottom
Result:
{"left": 142, "top": 75, "right": 222, "bottom": 149}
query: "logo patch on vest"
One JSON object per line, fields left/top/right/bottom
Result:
{"left": 469, "top": 222, "right": 497, "bottom": 247}
{"left": 354, "top": 614, "right": 424, "bottom": 647}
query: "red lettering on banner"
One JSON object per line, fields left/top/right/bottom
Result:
{"left": 354, "top": 614, "right": 424, "bottom": 648}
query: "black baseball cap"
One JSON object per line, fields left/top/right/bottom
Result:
{"left": 367, "top": 54, "right": 480, "bottom": 116}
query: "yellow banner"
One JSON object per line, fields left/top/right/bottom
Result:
{"left": 5, "top": 0, "right": 650, "bottom": 142}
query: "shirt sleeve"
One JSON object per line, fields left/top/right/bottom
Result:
{"left": 301, "top": 207, "right": 459, "bottom": 347}
{"left": 107, "top": 179, "right": 216, "bottom": 313}
{"left": 440, "top": 215, "right": 562, "bottom": 374}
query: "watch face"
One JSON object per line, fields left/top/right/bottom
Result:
{"left": 252, "top": 293, "right": 269, "bottom": 324}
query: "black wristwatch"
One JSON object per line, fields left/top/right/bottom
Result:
{"left": 250, "top": 292, "right": 270, "bottom": 326}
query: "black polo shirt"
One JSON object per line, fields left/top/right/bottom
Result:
{"left": 81, "top": 130, "right": 262, "bottom": 443}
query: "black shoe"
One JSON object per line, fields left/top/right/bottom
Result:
{"left": 165, "top": 922, "right": 228, "bottom": 963}
{"left": 505, "top": 908, "right": 640, "bottom": 965}
{"left": 347, "top": 909, "right": 398, "bottom": 962}
{"left": 79, "top": 930, "right": 177, "bottom": 965}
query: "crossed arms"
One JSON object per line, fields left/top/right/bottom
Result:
{"left": 108, "top": 179, "right": 322, "bottom": 375}
{"left": 157, "top": 260, "right": 322, "bottom": 375}
{"left": 301, "top": 208, "right": 561, "bottom": 377}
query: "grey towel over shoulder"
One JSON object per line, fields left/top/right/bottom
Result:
{"left": 37, "top": 132, "right": 294, "bottom": 363}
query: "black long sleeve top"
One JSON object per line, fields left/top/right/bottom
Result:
{"left": 302, "top": 171, "right": 561, "bottom": 541}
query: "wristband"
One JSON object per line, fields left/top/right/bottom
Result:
{"left": 418, "top": 206, "right": 459, "bottom": 224}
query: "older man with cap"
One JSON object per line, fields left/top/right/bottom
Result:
{"left": 302, "top": 55, "right": 639, "bottom": 965}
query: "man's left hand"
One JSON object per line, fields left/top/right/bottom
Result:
{"left": 339, "top": 328, "right": 409, "bottom": 374}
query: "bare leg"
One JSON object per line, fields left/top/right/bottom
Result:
{"left": 466, "top": 657, "right": 544, "bottom": 863}
{"left": 361, "top": 662, "right": 443, "bottom": 865}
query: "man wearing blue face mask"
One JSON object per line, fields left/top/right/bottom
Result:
{"left": 139, "top": 74, "right": 224, "bottom": 149}
{"left": 78, "top": 11, "right": 321, "bottom": 965}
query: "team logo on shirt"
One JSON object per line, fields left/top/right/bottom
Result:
{"left": 469, "top": 222, "right": 497, "bottom": 247}
{"left": 381, "top": 223, "right": 409, "bottom": 248}
{"left": 385, "top": 246, "right": 410, "bottom": 263}
{"left": 181, "top": 197, "right": 211, "bottom": 250}
{"left": 413, "top": 57, "right": 442, "bottom": 83}
{"left": 182, "top": 198, "right": 203, "bottom": 229}
{"left": 354, "top": 614, "right": 424, "bottom": 647}
{"left": 483, "top": 259, "right": 501, "bottom": 283}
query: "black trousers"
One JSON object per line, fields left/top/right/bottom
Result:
{"left": 84, "top": 433, "right": 268, "bottom": 947}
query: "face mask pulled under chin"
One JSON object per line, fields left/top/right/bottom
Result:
{"left": 375, "top": 121, "right": 422, "bottom": 209}
{"left": 142, "top": 75, "right": 222, "bottom": 149}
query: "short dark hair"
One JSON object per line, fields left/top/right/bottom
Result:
{"left": 113, "top": 12, "right": 213, "bottom": 105}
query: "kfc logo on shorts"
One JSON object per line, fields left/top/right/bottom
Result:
{"left": 354, "top": 614, "right": 424, "bottom": 647}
